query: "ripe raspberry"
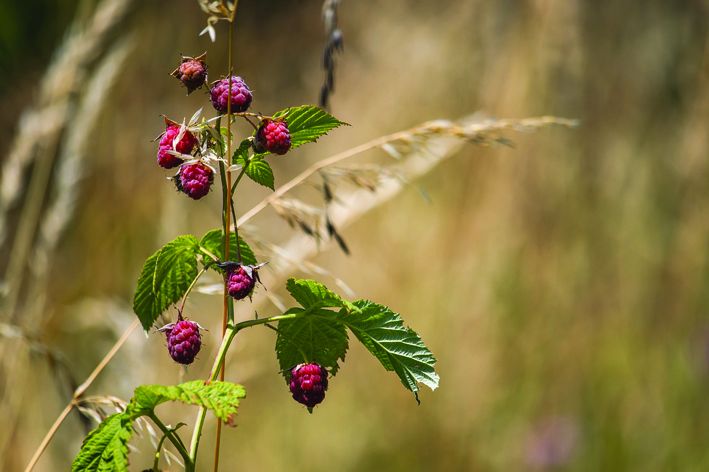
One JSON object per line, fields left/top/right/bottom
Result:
{"left": 164, "top": 320, "right": 202, "bottom": 365}
{"left": 157, "top": 125, "right": 198, "bottom": 169}
{"left": 172, "top": 53, "right": 207, "bottom": 94}
{"left": 209, "top": 76, "right": 252, "bottom": 114}
{"left": 226, "top": 265, "right": 256, "bottom": 300}
{"left": 254, "top": 119, "right": 291, "bottom": 155}
{"left": 289, "top": 363, "right": 329, "bottom": 410}
{"left": 175, "top": 162, "right": 213, "bottom": 200}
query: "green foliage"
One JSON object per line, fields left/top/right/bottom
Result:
{"left": 199, "top": 228, "right": 257, "bottom": 265}
{"left": 247, "top": 105, "right": 346, "bottom": 161}
{"left": 244, "top": 157, "right": 274, "bottom": 190}
{"left": 274, "top": 105, "right": 347, "bottom": 149}
{"left": 71, "top": 413, "right": 133, "bottom": 472}
{"left": 132, "top": 235, "right": 199, "bottom": 331}
{"left": 286, "top": 278, "right": 355, "bottom": 311}
{"left": 232, "top": 138, "right": 251, "bottom": 166}
{"left": 276, "top": 308, "right": 349, "bottom": 378}
{"left": 342, "top": 300, "right": 439, "bottom": 401}
{"left": 72, "top": 381, "right": 247, "bottom": 470}
{"left": 275, "top": 279, "right": 438, "bottom": 400}
{"left": 131, "top": 381, "right": 246, "bottom": 423}
{"left": 233, "top": 106, "right": 345, "bottom": 190}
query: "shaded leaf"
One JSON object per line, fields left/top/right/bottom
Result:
{"left": 276, "top": 308, "right": 348, "bottom": 379}
{"left": 232, "top": 138, "right": 251, "bottom": 166}
{"left": 200, "top": 229, "right": 257, "bottom": 265}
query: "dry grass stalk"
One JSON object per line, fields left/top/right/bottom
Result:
{"left": 0, "top": 1, "right": 138, "bottom": 467}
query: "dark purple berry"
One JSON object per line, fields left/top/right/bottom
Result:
{"left": 209, "top": 76, "right": 252, "bottom": 114}
{"left": 255, "top": 119, "right": 291, "bottom": 155}
{"left": 226, "top": 266, "right": 256, "bottom": 300}
{"left": 164, "top": 320, "right": 202, "bottom": 365}
{"left": 172, "top": 53, "right": 208, "bottom": 94}
{"left": 289, "top": 363, "right": 328, "bottom": 410}
{"left": 157, "top": 125, "right": 198, "bottom": 169}
{"left": 175, "top": 162, "right": 213, "bottom": 200}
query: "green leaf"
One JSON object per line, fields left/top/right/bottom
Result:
{"left": 200, "top": 229, "right": 257, "bottom": 265}
{"left": 232, "top": 138, "right": 251, "bottom": 166}
{"left": 273, "top": 105, "right": 347, "bottom": 149}
{"left": 132, "top": 235, "right": 199, "bottom": 331}
{"left": 276, "top": 308, "right": 348, "bottom": 378}
{"left": 72, "top": 413, "right": 133, "bottom": 472}
{"left": 340, "top": 300, "right": 439, "bottom": 401}
{"left": 244, "top": 158, "right": 274, "bottom": 190}
{"left": 131, "top": 381, "right": 246, "bottom": 424}
{"left": 286, "top": 278, "right": 356, "bottom": 311}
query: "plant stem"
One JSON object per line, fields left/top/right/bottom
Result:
{"left": 148, "top": 413, "right": 193, "bottom": 472}
{"left": 152, "top": 428, "right": 170, "bottom": 471}
{"left": 179, "top": 266, "right": 208, "bottom": 313}
{"left": 229, "top": 165, "right": 248, "bottom": 263}
{"left": 213, "top": 6, "right": 238, "bottom": 469}
{"left": 188, "top": 311, "right": 300, "bottom": 464}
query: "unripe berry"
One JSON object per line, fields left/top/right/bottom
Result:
{"left": 289, "top": 363, "right": 329, "bottom": 410}
{"left": 157, "top": 125, "right": 198, "bottom": 169}
{"left": 164, "top": 320, "right": 202, "bottom": 365}
{"left": 172, "top": 53, "right": 208, "bottom": 94}
{"left": 210, "top": 76, "right": 252, "bottom": 114}
{"left": 254, "top": 119, "right": 291, "bottom": 155}
{"left": 175, "top": 162, "right": 213, "bottom": 200}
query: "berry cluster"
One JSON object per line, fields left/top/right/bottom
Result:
{"left": 155, "top": 54, "right": 319, "bottom": 408}
{"left": 155, "top": 55, "right": 292, "bottom": 202}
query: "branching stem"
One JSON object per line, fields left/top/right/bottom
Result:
{"left": 147, "top": 413, "right": 193, "bottom": 472}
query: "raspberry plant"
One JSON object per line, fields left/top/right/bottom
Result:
{"left": 71, "top": 2, "right": 439, "bottom": 471}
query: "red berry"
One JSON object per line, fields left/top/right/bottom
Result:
{"left": 210, "top": 76, "right": 252, "bottom": 114}
{"left": 164, "top": 320, "right": 202, "bottom": 365}
{"left": 226, "top": 266, "right": 256, "bottom": 300}
{"left": 172, "top": 54, "right": 207, "bottom": 94}
{"left": 175, "top": 162, "right": 213, "bottom": 200}
{"left": 255, "top": 119, "right": 291, "bottom": 155}
{"left": 157, "top": 125, "right": 198, "bottom": 169}
{"left": 289, "top": 363, "right": 329, "bottom": 410}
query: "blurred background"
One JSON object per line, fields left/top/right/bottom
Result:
{"left": 1, "top": 0, "right": 708, "bottom": 470}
